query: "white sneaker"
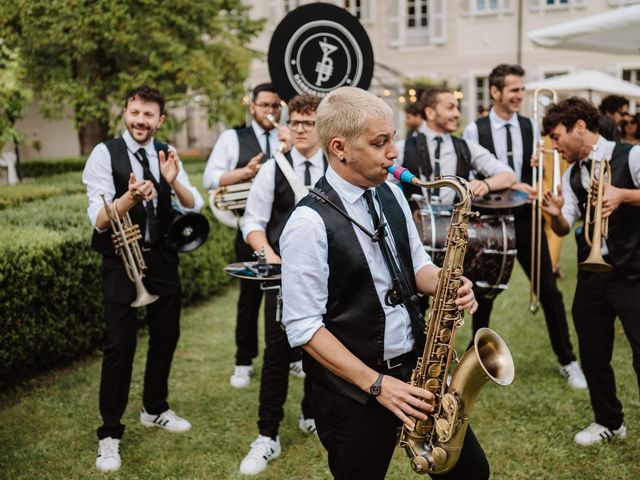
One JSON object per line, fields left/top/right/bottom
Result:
{"left": 96, "top": 437, "right": 121, "bottom": 473}
{"left": 239, "top": 435, "right": 281, "bottom": 475}
{"left": 230, "top": 365, "right": 253, "bottom": 389}
{"left": 574, "top": 422, "right": 627, "bottom": 446}
{"left": 559, "top": 361, "right": 588, "bottom": 389}
{"left": 289, "top": 360, "right": 305, "bottom": 379}
{"left": 140, "top": 408, "right": 192, "bottom": 432}
{"left": 299, "top": 416, "right": 317, "bottom": 435}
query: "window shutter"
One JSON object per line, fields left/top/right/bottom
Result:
{"left": 430, "top": 0, "right": 447, "bottom": 45}
{"left": 459, "top": 0, "right": 471, "bottom": 17}
{"left": 388, "top": 0, "right": 405, "bottom": 47}
{"left": 529, "top": 0, "right": 541, "bottom": 11}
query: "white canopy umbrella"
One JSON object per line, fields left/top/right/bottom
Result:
{"left": 525, "top": 70, "right": 640, "bottom": 101}
{"left": 528, "top": 5, "right": 640, "bottom": 55}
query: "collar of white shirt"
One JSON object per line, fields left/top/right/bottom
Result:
{"left": 290, "top": 147, "right": 323, "bottom": 168}
{"left": 123, "top": 129, "right": 155, "bottom": 157}
{"left": 489, "top": 108, "right": 518, "bottom": 130}
{"left": 251, "top": 119, "right": 276, "bottom": 139}
{"left": 418, "top": 122, "right": 450, "bottom": 143}
{"left": 580, "top": 135, "right": 613, "bottom": 167}
{"left": 326, "top": 165, "right": 372, "bottom": 205}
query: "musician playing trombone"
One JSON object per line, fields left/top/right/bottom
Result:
{"left": 541, "top": 97, "right": 640, "bottom": 447}
{"left": 82, "top": 86, "right": 203, "bottom": 472}
{"left": 463, "top": 64, "right": 586, "bottom": 391}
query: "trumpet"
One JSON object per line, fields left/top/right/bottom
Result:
{"left": 529, "top": 88, "right": 558, "bottom": 314}
{"left": 579, "top": 146, "right": 612, "bottom": 272}
{"left": 101, "top": 194, "right": 159, "bottom": 307}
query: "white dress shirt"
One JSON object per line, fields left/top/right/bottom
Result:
{"left": 396, "top": 122, "right": 513, "bottom": 205}
{"left": 280, "top": 165, "right": 433, "bottom": 361}
{"left": 202, "top": 120, "right": 280, "bottom": 190}
{"left": 561, "top": 136, "right": 640, "bottom": 248}
{"left": 463, "top": 109, "right": 540, "bottom": 182}
{"left": 240, "top": 147, "right": 325, "bottom": 242}
{"left": 82, "top": 130, "right": 203, "bottom": 230}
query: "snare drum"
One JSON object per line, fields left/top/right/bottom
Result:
{"left": 413, "top": 203, "right": 516, "bottom": 299}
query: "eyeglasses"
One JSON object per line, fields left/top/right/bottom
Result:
{"left": 254, "top": 102, "right": 281, "bottom": 110}
{"left": 287, "top": 120, "right": 316, "bottom": 132}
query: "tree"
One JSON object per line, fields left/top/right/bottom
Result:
{"left": 0, "top": 40, "right": 31, "bottom": 178}
{"left": 0, "top": 0, "right": 263, "bottom": 154}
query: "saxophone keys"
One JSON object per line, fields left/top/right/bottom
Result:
{"left": 428, "top": 363, "right": 442, "bottom": 378}
{"left": 425, "top": 378, "right": 440, "bottom": 393}
{"left": 435, "top": 416, "right": 453, "bottom": 442}
{"left": 431, "top": 446, "right": 448, "bottom": 466}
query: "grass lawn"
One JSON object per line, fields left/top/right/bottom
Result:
{"left": 1, "top": 238, "right": 639, "bottom": 479}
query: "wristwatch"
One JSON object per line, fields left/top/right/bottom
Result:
{"left": 369, "top": 373, "right": 384, "bottom": 397}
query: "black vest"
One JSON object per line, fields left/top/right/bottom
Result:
{"left": 402, "top": 132, "right": 472, "bottom": 199}
{"left": 236, "top": 126, "right": 265, "bottom": 167}
{"left": 476, "top": 114, "right": 534, "bottom": 184}
{"left": 298, "top": 177, "right": 423, "bottom": 404}
{"left": 266, "top": 153, "right": 327, "bottom": 255}
{"left": 569, "top": 143, "right": 640, "bottom": 281}
{"left": 91, "top": 137, "right": 172, "bottom": 258}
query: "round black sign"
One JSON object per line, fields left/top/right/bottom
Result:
{"left": 268, "top": 3, "right": 374, "bottom": 101}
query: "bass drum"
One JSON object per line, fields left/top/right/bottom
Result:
{"left": 413, "top": 203, "right": 516, "bottom": 299}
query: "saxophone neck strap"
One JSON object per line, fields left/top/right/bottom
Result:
{"left": 308, "top": 188, "right": 420, "bottom": 309}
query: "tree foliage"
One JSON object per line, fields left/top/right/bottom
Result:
{"left": 0, "top": 0, "right": 263, "bottom": 153}
{"left": 0, "top": 40, "right": 31, "bottom": 150}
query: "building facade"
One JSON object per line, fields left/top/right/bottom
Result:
{"left": 12, "top": 0, "right": 640, "bottom": 160}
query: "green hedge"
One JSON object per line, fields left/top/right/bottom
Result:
{"left": 0, "top": 191, "right": 235, "bottom": 388}
{"left": 0, "top": 171, "right": 86, "bottom": 210}
{"left": 21, "top": 157, "right": 87, "bottom": 177}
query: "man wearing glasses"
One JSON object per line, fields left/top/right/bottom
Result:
{"left": 203, "top": 83, "right": 283, "bottom": 389}
{"left": 238, "top": 94, "right": 326, "bottom": 475}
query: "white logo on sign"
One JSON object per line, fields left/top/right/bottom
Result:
{"left": 314, "top": 38, "right": 338, "bottom": 86}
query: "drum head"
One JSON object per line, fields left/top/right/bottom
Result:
{"left": 224, "top": 262, "right": 281, "bottom": 281}
{"left": 268, "top": 3, "right": 374, "bottom": 101}
{"left": 472, "top": 188, "right": 529, "bottom": 210}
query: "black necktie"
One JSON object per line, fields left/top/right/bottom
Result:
{"left": 433, "top": 136, "right": 443, "bottom": 198}
{"left": 363, "top": 189, "right": 381, "bottom": 229}
{"left": 264, "top": 131, "right": 271, "bottom": 159}
{"left": 505, "top": 124, "right": 515, "bottom": 170}
{"left": 135, "top": 148, "right": 159, "bottom": 243}
{"left": 304, "top": 161, "right": 312, "bottom": 187}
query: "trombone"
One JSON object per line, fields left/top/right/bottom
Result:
{"left": 579, "top": 146, "right": 613, "bottom": 272}
{"left": 529, "top": 88, "right": 558, "bottom": 314}
{"left": 101, "top": 194, "right": 159, "bottom": 307}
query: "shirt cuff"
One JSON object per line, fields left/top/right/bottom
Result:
{"left": 240, "top": 223, "right": 265, "bottom": 243}
{"left": 284, "top": 317, "right": 325, "bottom": 348}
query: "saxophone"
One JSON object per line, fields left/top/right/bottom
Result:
{"left": 388, "top": 166, "right": 515, "bottom": 475}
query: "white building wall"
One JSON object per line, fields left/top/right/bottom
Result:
{"left": 11, "top": 0, "right": 640, "bottom": 161}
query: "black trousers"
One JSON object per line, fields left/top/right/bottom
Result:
{"left": 234, "top": 231, "right": 264, "bottom": 366}
{"left": 311, "top": 364, "right": 489, "bottom": 480}
{"left": 97, "top": 249, "right": 181, "bottom": 440}
{"left": 258, "top": 290, "right": 313, "bottom": 438}
{"left": 572, "top": 267, "right": 640, "bottom": 430}
{"left": 471, "top": 208, "right": 576, "bottom": 366}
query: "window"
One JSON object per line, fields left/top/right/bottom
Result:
{"left": 529, "top": 0, "right": 586, "bottom": 10}
{"left": 623, "top": 68, "right": 640, "bottom": 85}
{"left": 344, "top": 0, "right": 374, "bottom": 23}
{"left": 475, "top": 76, "right": 491, "bottom": 113}
{"left": 460, "top": 0, "right": 515, "bottom": 16}
{"left": 608, "top": 0, "right": 640, "bottom": 5}
{"left": 389, "top": 0, "right": 446, "bottom": 47}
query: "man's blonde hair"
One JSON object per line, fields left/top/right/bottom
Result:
{"left": 316, "top": 87, "right": 393, "bottom": 156}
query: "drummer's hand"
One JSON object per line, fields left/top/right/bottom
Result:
{"left": 513, "top": 182, "right": 537, "bottom": 201}
{"left": 264, "top": 249, "right": 281, "bottom": 265}
{"left": 468, "top": 179, "right": 489, "bottom": 197}
{"left": 456, "top": 276, "right": 478, "bottom": 314}
{"left": 541, "top": 184, "right": 564, "bottom": 217}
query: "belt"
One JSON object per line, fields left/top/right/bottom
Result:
{"left": 383, "top": 350, "right": 416, "bottom": 371}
